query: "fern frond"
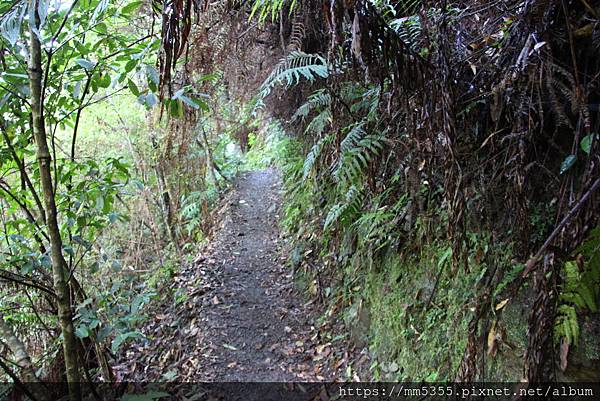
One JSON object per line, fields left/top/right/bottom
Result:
{"left": 554, "top": 304, "right": 580, "bottom": 345}
{"left": 324, "top": 203, "right": 347, "bottom": 230}
{"left": 340, "top": 121, "right": 366, "bottom": 153}
{"left": 259, "top": 51, "right": 328, "bottom": 101}
{"left": 397, "top": 0, "right": 422, "bottom": 16}
{"left": 389, "top": 15, "right": 422, "bottom": 51}
{"left": 342, "top": 85, "right": 381, "bottom": 121}
{"left": 334, "top": 134, "right": 386, "bottom": 183}
{"left": 353, "top": 207, "right": 397, "bottom": 250}
{"left": 304, "top": 109, "right": 332, "bottom": 136}
{"left": 555, "top": 228, "right": 600, "bottom": 345}
{"left": 250, "top": 0, "right": 299, "bottom": 23}
{"left": 324, "top": 185, "right": 363, "bottom": 230}
{"left": 303, "top": 134, "right": 333, "bottom": 180}
{"left": 287, "top": 9, "right": 305, "bottom": 51}
{"left": 292, "top": 89, "right": 331, "bottom": 121}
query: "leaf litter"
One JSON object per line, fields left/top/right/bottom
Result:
{"left": 115, "top": 169, "right": 368, "bottom": 382}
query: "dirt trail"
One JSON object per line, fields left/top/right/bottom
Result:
{"left": 120, "top": 168, "right": 342, "bottom": 381}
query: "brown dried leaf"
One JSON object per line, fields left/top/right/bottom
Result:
{"left": 560, "top": 338, "right": 569, "bottom": 372}
{"left": 495, "top": 298, "right": 509, "bottom": 311}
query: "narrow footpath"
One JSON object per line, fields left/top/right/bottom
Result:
{"left": 118, "top": 169, "right": 353, "bottom": 383}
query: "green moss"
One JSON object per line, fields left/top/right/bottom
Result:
{"left": 363, "top": 246, "right": 479, "bottom": 380}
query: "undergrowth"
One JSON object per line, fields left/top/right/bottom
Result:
{"left": 253, "top": 118, "right": 599, "bottom": 382}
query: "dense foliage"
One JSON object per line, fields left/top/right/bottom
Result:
{"left": 0, "top": 0, "right": 599, "bottom": 399}
{"left": 240, "top": 0, "right": 600, "bottom": 383}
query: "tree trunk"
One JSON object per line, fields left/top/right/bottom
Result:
{"left": 197, "top": 127, "right": 223, "bottom": 190}
{"left": 0, "top": 316, "right": 39, "bottom": 383}
{"left": 27, "top": 2, "right": 82, "bottom": 400}
{"left": 0, "top": 316, "right": 49, "bottom": 401}
{"left": 150, "top": 135, "right": 180, "bottom": 251}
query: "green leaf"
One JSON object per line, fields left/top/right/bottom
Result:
{"left": 161, "top": 370, "right": 178, "bottom": 381}
{"left": 438, "top": 247, "right": 453, "bottom": 269}
{"left": 91, "top": 78, "right": 99, "bottom": 93}
{"left": 146, "top": 65, "right": 159, "bottom": 84}
{"left": 122, "top": 1, "right": 143, "bottom": 14}
{"left": 580, "top": 134, "right": 594, "bottom": 155}
{"left": 75, "top": 41, "right": 88, "bottom": 55}
{"left": 324, "top": 203, "right": 347, "bottom": 230}
{"left": 73, "top": 81, "right": 82, "bottom": 98}
{"left": 125, "top": 59, "right": 138, "bottom": 73}
{"left": 560, "top": 154, "right": 576, "bottom": 175}
{"left": 127, "top": 79, "right": 140, "bottom": 96}
{"left": 95, "top": 195, "right": 104, "bottom": 211}
{"left": 98, "top": 73, "right": 111, "bottom": 88}
{"left": 171, "top": 88, "right": 184, "bottom": 100}
{"left": 131, "top": 294, "right": 146, "bottom": 313}
{"left": 197, "top": 72, "right": 220, "bottom": 83}
{"left": 108, "top": 212, "right": 119, "bottom": 223}
{"left": 95, "top": 22, "right": 107, "bottom": 33}
{"left": 579, "top": 284, "right": 597, "bottom": 312}
{"left": 75, "top": 58, "right": 96, "bottom": 70}
{"left": 75, "top": 325, "right": 90, "bottom": 339}
{"left": 195, "top": 98, "right": 209, "bottom": 112}
{"left": 169, "top": 99, "right": 183, "bottom": 117}
{"left": 111, "top": 331, "right": 142, "bottom": 353}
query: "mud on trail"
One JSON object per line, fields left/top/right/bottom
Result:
{"left": 118, "top": 168, "right": 353, "bottom": 381}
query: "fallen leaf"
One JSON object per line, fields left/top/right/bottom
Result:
{"left": 560, "top": 338, "right": 569, "bottom": 372}
{"left": 495, "top": 298, "right": 509, "bottom": 311}
{"left": 487, "top": 320, "right": 504, "bottom": 357}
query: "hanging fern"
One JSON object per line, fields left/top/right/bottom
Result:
{"left": 389, "top": 15, "right": 422, "bottom": 52}
{"left": 249, "top": 0, "right": 299, "bottom": 23}
{"left": 554, "top": 226, "right": 600, "bottom": 347}
{"left": 353, "top": 207, "right": 396, "bottom": 250}
{"left": 303, "top": 134, "right": 333, "bottom": 180}
{"left": 287, "top": 9, "right": 305, "bottom": 51}
{"left": 304, "top": 109, "right": 332, "bottom": 136}
{"left": 555, "top": 304, "right": 580, "bottom": 346}
{"left": 349, "top": 86, "right": 381, "bottom": 121}
{"left": 334, "top": 134, "right": 386, "bottom": 183}
{"left": 340, "top": 121, "right": 367, "bottom": 153}
{"left": 292, "top": 89, "right": 331, "bottom": 121}
{"left": 324, "top": 185, "right": 363, "bottom": 230}
{"left": 258, "top": 51, "right": 329, "bottom": 102}
{"left": 324, "top": 203, "right": 347, "bottom": 230}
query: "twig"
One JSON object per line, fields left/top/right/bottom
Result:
{"left": 522, "top": 175, "right": 600, "bottom": 277}
{"left": 0, "top": 357, "right": 39, "bottom": 401}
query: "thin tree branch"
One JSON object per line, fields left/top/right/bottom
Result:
{"left": 523, "top": 175, "right": 600, "bottom": 277}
